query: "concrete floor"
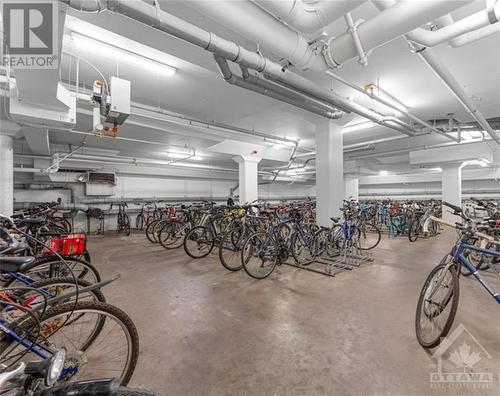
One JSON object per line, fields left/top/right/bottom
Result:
{"left": 89, "top": 231, "right": 500, "bottom": 396}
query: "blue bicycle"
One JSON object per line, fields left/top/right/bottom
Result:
{"left": 415, "top": 201, "right": 500, "bottom": 348}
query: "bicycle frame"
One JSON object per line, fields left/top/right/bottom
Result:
{"left": 453, "top": 241, "right": 500, "bottom": 303}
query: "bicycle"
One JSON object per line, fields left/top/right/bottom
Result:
{"left": 111, "top": 203, "right": 131, "bottom": 236}
{"left": 415, "top": 201, "right": 500, "bottom": 348}
{"left": 240, "top": 211, "right": 319, "bottom": 279}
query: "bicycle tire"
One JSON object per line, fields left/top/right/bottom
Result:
{"left": 241, "top": 231, "right": 278, "bottom": 279}
{"left": 25, "top": 277, "right": 106, "bottom": 303}
{"left": 415, "top": 261, "right": 460, "bottom": 348}
{"left": 0, "top": 301, "right": 139, "bottom": 386}
{"left": 219, "top": 226, "right": 243, "bottom": 271}
{"left": 2, "top": 257, "right": 101, "bottom": 288}
{"left": 135, "top": 214, "right": 145, "bottom": 230}
{"left": 145, "top": 220, "right": 161, "bottom": 243}
{"left": 183, "top": 226, "right": 215, "bottom": 259}
{"left": 408, "top": 218, "right": 420, "bottom": 242}
{"left": 357, "top": 223, "right": 381, "bottom": 250}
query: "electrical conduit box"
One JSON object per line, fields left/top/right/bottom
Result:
{"left": 105, "top": 77, "right": 131, "bottom": 125}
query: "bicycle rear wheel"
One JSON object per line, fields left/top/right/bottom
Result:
{"left": 357, "top": 223, "right": 381, "bottom": 250}
{"left": 415, "top": 258, "right": 459, "bottom": 348}
{"left": 241, "top": 232, "right": 278, "bottom": 279}
{"left": 408, "top": 218, "right": 420, "bottom": 242}
{"left": 219, "top": 226, "right": 244, "bottom": 271}
{"left": 183, "top": 226, "right": 215, "bottom": 259}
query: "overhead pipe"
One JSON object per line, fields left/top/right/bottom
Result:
{"left": 406, "top": 2, "right": 500, "bottom": 47}
{"left": 238, "top": 65, "right": 343, "bottom": 119}
{"left": 60, "top": 0, "right": 414, "bottom": 137}
{"left": 413, "top": 46, "right": 499, "bottom": 144}
{"left": 450, "top": 19, "right": 500, "bottom": 46}
{"left": 325, "top": 70, "right": 458, "bottom": 142}
{"left": 184, "top": 0, "right": 325, "bottom": 70}
{"left": 252, "top": 0, "right": 366, "bottom": 34}
{"left": 14, "top": 153, "right": 276, "bottom": 176}
{"left": 324, "top": 0, "right": 472, "bottom": 67}
{"left": 213, "top": 56, "right": 342, "bottom": 120}
{"left": 369, "top": 1, "right": 499, "bottom": 145}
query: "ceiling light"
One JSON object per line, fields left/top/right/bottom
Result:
{"left": 364, "top": 84, "right": 408, "bottom": 115}
{"left": 343, "top": 121, "right": 376, "bottom": 133}
{"left": 165, "top": 151, "right": 199, "bottom": 160}
{"left": 70, "top": 33, "right": 176, "bottom": 77}
{"left": 379, "top": 170, "right": 388, "bottom": 176}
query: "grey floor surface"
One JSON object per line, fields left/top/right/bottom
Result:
{"left": 89, "top": 230, "right": 500, "bottom": 396}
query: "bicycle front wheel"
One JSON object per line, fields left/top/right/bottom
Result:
{"left": 0, "top": 301, "right": 139, "bottom": 385}
{"left": 241, "top": 232, "right": 278, "bottom": 279}
{"left": 415, "top": 258, "right": 460, "bottom": 348}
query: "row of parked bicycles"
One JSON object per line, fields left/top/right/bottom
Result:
{"left": 0, "top": 203, "right": 161, "bottom": 395}
{"left": 143, "top": 199, "right": 381, "bottom": 279}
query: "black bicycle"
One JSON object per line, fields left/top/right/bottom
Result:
{"left": 111, "top": 203, "right": 131, "bottom": 236}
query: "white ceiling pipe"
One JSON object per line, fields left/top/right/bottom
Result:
{"left": 325, "top": 70, "right": 458, "bottom": 142}
{"left": 326, "top": 0, "right": 472, "bottom": 66}
{"left": 407, "top": 2, "right": 500, "bottom": 47}
{"left": 60, "top": 0, "right": 416, "bottom": 138}
{"left": 414, "top": 47, "right": 499, "bottom": 144}
{"left": 438, "top": 12, "right": 500, "bottom": 47}
{"left": 184, "top": 0, "right": 324, "bottom": 70}
{"left": 214, "top": 56, "right": 342, "bottom": 119}
{"left": 450, "top": 20, "right": 500, "bottom": 46}
{"left": 369, "top": 1, "right": 500, "bottom": 145}
{"left": 252, "top": 0, "right": 366, "bottom": 33}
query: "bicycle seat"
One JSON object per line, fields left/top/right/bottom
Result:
{"left": 0, "top": 256, "right": 36, "bottom": 273}
{"left": 330, "top": 217, "right": 340, "bottom": 223}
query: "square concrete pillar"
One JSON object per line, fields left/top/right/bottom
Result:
{"left": 441, "top": 164, "right": 462, "bottom": 221}
{"left": 233, "top": 155, "right": 262, "bottom": 204}
{"left": 315, "top": 118, "right": 348, "bottom": 227}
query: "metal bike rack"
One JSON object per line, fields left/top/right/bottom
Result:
{"left": 284, "top": 244, "right": 373, "bottom": 277}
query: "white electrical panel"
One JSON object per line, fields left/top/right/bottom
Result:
{"left": 105, "top": 77, "right": 131, "bottom": 125}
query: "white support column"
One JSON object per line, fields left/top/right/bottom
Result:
{"left": 441, "top": 164, "right": 462, "bottom": 221}
{"left": 0, "top": 135, "right": 14, "bottom": 216}
{"left": 233, "top": 155, "right": 262, "bottom": 204}
{"left": 345, "top": 177, "right": 359, "bottom": 201}
{"left": 315, "top": 118, "right": 350, "bottom": 227}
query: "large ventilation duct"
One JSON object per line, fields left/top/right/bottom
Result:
{"left": 252, "top": 0, "right": 366, "bottom": 33}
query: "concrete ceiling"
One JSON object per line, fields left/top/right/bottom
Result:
{"left": 7, "top": 0, "right": 500, "bottom": 180}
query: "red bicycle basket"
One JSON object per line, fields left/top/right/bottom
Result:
{"left": 42, "top": 233, "right": 87, "bottom": 256}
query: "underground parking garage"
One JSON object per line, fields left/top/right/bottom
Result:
{"left": 1, "top": 0, "right": 500, "bottom": 395}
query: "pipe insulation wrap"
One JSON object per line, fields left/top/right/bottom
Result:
{"left": 328, "top": 0, "right": 473, "bottom": 65}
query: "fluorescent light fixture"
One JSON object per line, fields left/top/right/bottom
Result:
{"left": 430, "top": 167, "right": 442, "bottom": 172}
{"left": 343, "top": 121, "right": 376, "bottom": 133}
{"left": 70, "top": 33, "right": 176, "bottom": 77}
{"left": 379, "top": 170, "right": 388, "bottom": 176}
{"left": 365, "top": 84, "right": 408, "bottom": 115}
{"left": 165, "top": 151, "right": 201, "bottom": 160}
